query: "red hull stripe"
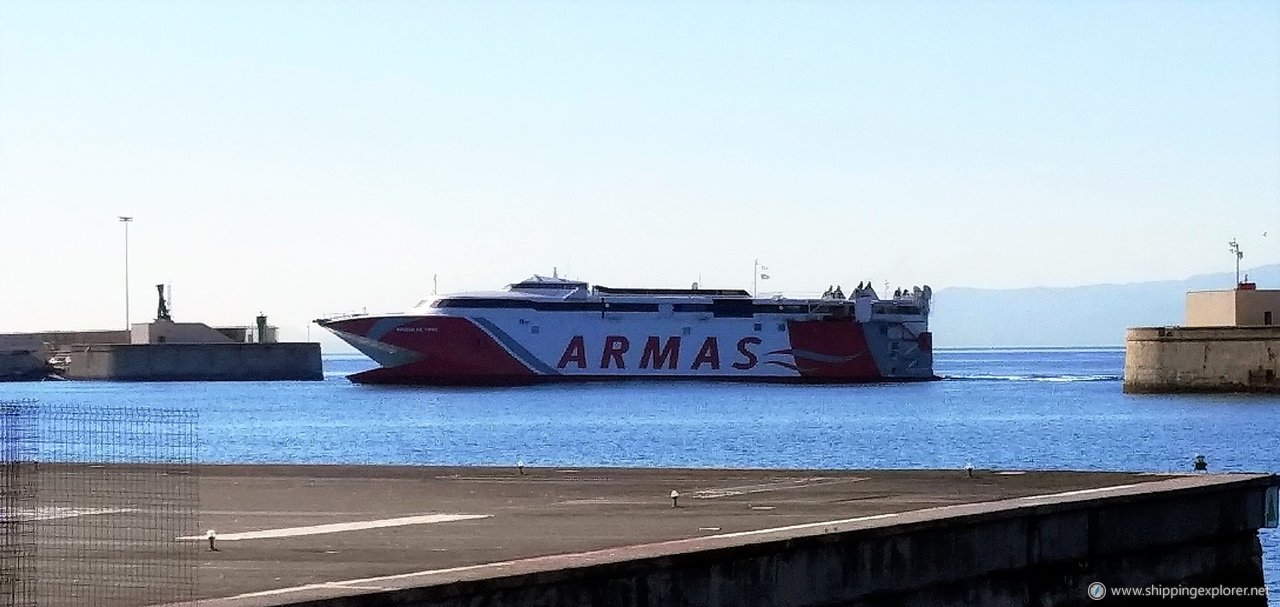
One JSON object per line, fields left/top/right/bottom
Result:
{"left": 785, "top": 321, "right": 882, "bottom": 379}
{"left": 469, "top": 317, "right": 560, "bottom": 375}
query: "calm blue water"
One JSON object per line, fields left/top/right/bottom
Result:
{"left": 4, "top": 348, "right": 1278, "bottom": 599}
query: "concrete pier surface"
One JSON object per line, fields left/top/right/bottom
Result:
{"left": 21, "top": 465, "right": 1277, "bottom": 606}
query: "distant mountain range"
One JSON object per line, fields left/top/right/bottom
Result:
{"left": 931, "top": 264, "right": 1280, "bottom": 348}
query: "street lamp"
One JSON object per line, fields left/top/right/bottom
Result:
{"left": 119, "top": 216, "right": 133, "bottom": 330}
{"left": 1228, "top": 238, "right": 1243, "bottom": 287}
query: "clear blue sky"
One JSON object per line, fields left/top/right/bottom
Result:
{"left": 2, "top": 0, "right": 1278, "bottom": 340}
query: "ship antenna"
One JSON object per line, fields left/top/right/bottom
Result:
{"left": 1228, "top": 239, "right": 1243, "bottom": 287}
{"left": 433, "top": 274, "right": 438, "bottom": 295}
{"left": 553, "top": 267, "right": 559, "bottom": 279}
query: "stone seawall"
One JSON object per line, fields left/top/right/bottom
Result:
{"left": 1124, "top": 326, "right": 1280, "bottom": 393}
{"left": 0, "top": 349, "right": 50, "bottom": 380}
{"left": 64, "top": 343, "right": 322, "bottom": 381}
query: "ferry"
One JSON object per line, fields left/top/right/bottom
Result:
{"left": 318, "top": 275, "right": 934, "bottom": 385}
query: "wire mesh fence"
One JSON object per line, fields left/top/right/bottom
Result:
{"left": 1, "top": 400, "right": 197, "bottom": 607}
{"left": 1, "top": 401, "right": 36, "bottom": 607}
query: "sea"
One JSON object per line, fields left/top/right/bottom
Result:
{"left": 4, "top": 347, "right": 1278, "bottom": 600}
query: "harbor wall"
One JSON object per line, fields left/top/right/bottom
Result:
{"left": 65, "top": 343, "right": 322, "bottom": 381}
{"left": 1124, "top": 326, "right": 1280, "bottom": 393}
{"left": 0, "top": 350, "right": 48, "bottom": 380}
{"left": 0, "top": 330, "right": 130, "bottom": 351}
{"left": 209, "top": 475, "right": 1276, "bottom": 607}
{"left": 0, "top": 334, "right": 52, "bottom": 380}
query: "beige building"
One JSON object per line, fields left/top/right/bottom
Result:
{"left": 1185, "top": 288, "right": 1280, "bottom": 327}
{"left": 130, "top": 320, "right": 278, "bottom": 344}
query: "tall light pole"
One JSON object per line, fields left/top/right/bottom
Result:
{"left": 1228, "top": 238, "right": 1243, "bottom": 287}
{"left": 119, "top": 216, "right": 133, "bottom": 330}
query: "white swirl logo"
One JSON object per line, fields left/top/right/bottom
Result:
{"left": 1088, "top": 582, "right": 1107, "bottom": 600}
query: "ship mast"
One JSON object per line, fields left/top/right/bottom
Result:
{"left": 752, "top": 260, "right": 769, "bottom": 298}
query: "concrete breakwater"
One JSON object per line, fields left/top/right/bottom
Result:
{"left": 63, "top": 342, "right": 322, "bottom": 381}
{"left": 20, "top": 465, "right": 1265, "bottom": 607}
{"left": 1124, "top": 326, "right": 1280, "bottom": 393}
{"left": 1, "top": 322, "right": 323, "bottom": 381}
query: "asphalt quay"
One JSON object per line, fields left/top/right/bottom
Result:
{"left": 34, "top": 464, "right": 1271, "bottom": 606}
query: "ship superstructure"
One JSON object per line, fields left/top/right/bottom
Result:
{"left": 318, "top": 276, "right": 934, "bottom": 385}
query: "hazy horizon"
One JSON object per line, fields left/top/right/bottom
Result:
{"left": 3, "top": 1, "right": 1278, "bottom": 343}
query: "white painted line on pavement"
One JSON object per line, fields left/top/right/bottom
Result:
{"left": 693, "top": 477, "right": 868, "bottom": 499}
{"left": 3, "top": 507, "right": 134, "bottom": 521}
{"left": 176, "top": 513, "right": 489, "bottom": 541}
{"left": 1015, "top": 483, "right": 1145, "bottom": 502}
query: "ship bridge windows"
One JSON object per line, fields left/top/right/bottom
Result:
{"left": 431, "top": 298, "right": 658, "bottom": 312}
{"left": 872, "top": 304, "right": 922, "bottom": 316}
{"left": 433, "top": 298, "right": 524, "bottom": 309}
{"left": 712, "top": 299, "right": 755, "bottom": 318}
{"left": 601, "top": 302, "right": 660, "bottom": 312}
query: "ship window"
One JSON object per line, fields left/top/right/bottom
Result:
{"left": 609, "top": 303, "right": 660, "bottom": 312}
{"left": 682, "top": 327, "right": 691, "bottom": 336}
{"left": 777, "top": 323, "right": 786, "bottom": 332}
{"left": 872, "top": 304, "right": 921, "bottom": 315}
{"left": 512, "top": 282, "right": 586, "bottom": 290}
{"left": 753, "top": 323, "right": 762, "bottom": 332}
{"left": 531, "top": 326, "right": 540, "bottom": 334}
{"left": 432, "top": 298, "right": 657, "bottom": 312}
{"left": 712, "top": 299, "right": 755, "bottom": 318}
